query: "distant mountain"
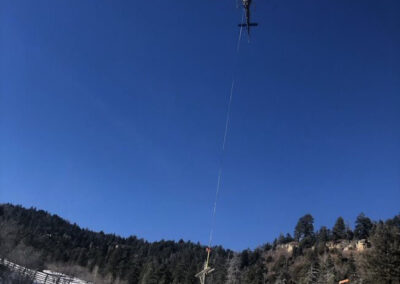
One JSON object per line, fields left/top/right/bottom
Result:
{"left": 0, "top": 203, "right": 399, "bottom": 283}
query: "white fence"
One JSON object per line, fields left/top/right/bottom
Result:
{"left": 0, "top": 258, "right": 92, "bottom": 284}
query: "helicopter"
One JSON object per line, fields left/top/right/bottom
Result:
{"left": 238, "top": 0, "right": 258, "bottom": 37}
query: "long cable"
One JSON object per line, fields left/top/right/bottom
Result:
{"left": 207, "top": 11, "right": 244, "bottom": 250}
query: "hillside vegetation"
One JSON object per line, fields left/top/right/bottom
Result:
{"left": 0, "top": 204, "right": 399, "bottom": 283}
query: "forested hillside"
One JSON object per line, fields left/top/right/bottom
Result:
{"left": 0, "top": 204, "right": 399, "bottom": 283}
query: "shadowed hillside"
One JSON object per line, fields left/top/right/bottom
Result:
{"left": 0, "top": 204, "right": 399, "bottom": 283}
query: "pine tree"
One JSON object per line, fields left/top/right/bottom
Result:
{"left": 317, "top": 255, "right": 335, "bottom": 284}
{"left": 295, "top": 214, "right": 315, "bottom": 241}
{"left": 332, "top": 217, "right": 346, "bottom": 241}
{"left": 354, "top": 213, "right": 373, "bottom": 240}
{"left": 139, "top": 261, "right": 162, "bottom": 284}
{"left": 316, "top": 226, "right": 330, "bottom": 243}
{"left": 362, "top": 222, "right": 400, "bottom": 282}
{"left": 240, "top": 250, "right": 250, "bottom": 269}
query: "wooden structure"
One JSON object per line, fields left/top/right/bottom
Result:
{"left": 195, "top": 248, "right": 215, "bottom": 284}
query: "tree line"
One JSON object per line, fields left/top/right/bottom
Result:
{"left": 0, "top": 203, "right": 399, "bottom": 283}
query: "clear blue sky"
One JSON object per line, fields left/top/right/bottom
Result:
{"left": 1, "top": 0, "right": 399, "bottom": 250}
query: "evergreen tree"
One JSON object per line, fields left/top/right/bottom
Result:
{"left": 362, "top": 222, "right": 400, "bottom": 282}
{"left": 295, "top": 214, "right": 315, "bottom": 241}
{"left": 277, "top": 233, "right": 286, "bottom": 245}
{"left": 316, "top": 226, "right": 330, "bottom": 243}
{"left": 159, "top": 267, "right": 173, "bottom": 284}
{"left": 332, "top": 217, "right": 346, "bottom": 241}
{"left": 345, "top": 225, "right": 354, "bottom": 241}
{"left": 317, "top": 255, "right": 335, "bottom": 284}
{"left": 240, "top": 250, "right": 250, "bottom": 269}
{"left": 386, "top": 214, "right": 400, "bottom": 229}
{"left": 140, "top": 261, "right": 159, "bottom": 284}
{"left": 354, "top": 213, "right": 373, "bottom": 240}
{"left": 277, "top": 233, "right": 294, "bottom": 245}
{"left": 271, "top": 255, "right": 289, "bottom": 283}
{"left": 126, "top": 263, "right": 141, "bottom": 284}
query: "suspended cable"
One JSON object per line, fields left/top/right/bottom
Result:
{"left": 196, "top": 10, "right": 245, "bottom": 284}
{"left": 207, "top": 9, "right": 244, "bottom": 251}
